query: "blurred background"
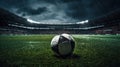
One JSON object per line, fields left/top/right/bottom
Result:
{"left": 0, "top": 0, "right": 120, "bottom": 34}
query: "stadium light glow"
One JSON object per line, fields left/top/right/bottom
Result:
{"left": 76, "top": 20, "right": 89, "bottom": 24}
{"left": 27, "top": 19, "right": 41, "bottom": 24}
{"left": 27, "top": 18, "right": 89, "bottom": 25}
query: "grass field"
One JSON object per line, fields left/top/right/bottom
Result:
{"left": 0, "top": 34, "right": 120, "bottom": 67}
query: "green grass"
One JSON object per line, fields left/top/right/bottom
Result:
{"left": 0, "top": 34, "right": 120, "bottom": 67}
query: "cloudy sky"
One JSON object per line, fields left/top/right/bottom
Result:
{"left": 0, "top": 0, "right": 120, "bottom": 23}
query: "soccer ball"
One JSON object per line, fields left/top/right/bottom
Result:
{"left": 51, "top": 33, "right": 75, "bottom": 57}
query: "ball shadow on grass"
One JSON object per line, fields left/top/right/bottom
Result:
{"left": 53, "top": 54, "right": 80, "bottom": 59}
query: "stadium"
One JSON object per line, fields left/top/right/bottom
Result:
{"left": 0, "top": 0, "right": 120, "bottom": 67}
{"left": 0, "top": 8, "right": 120, "bottom": 35}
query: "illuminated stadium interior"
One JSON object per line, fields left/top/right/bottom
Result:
{"left": 0, "top": 0, "right": 120, "bottom": 67}
{"left": 0, "top": 7, "right": 120, "bottom": 34}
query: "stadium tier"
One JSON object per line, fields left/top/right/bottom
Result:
{"left": 0, "top": 8, "right": 120, "bottom": 34}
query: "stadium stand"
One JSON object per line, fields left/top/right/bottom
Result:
{"left": 0, "top": 8, "right": 120, "bottom": 34}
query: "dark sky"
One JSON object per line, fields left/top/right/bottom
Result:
{"left": 0, "top": 0, "right": 120, "bottom": 23}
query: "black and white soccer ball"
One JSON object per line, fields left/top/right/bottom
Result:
{"left": 51, "top": 33, "right": 75, "bottom": 57}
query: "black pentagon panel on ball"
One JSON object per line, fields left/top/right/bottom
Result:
{"left": 58, "top": 35, "right": 69, "bottom": 44}
{"left": 51, "top": 44, "right": 60, "bottom": 55}
{"left": 70, "top": 40, "right": 75, "bottom": 51}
